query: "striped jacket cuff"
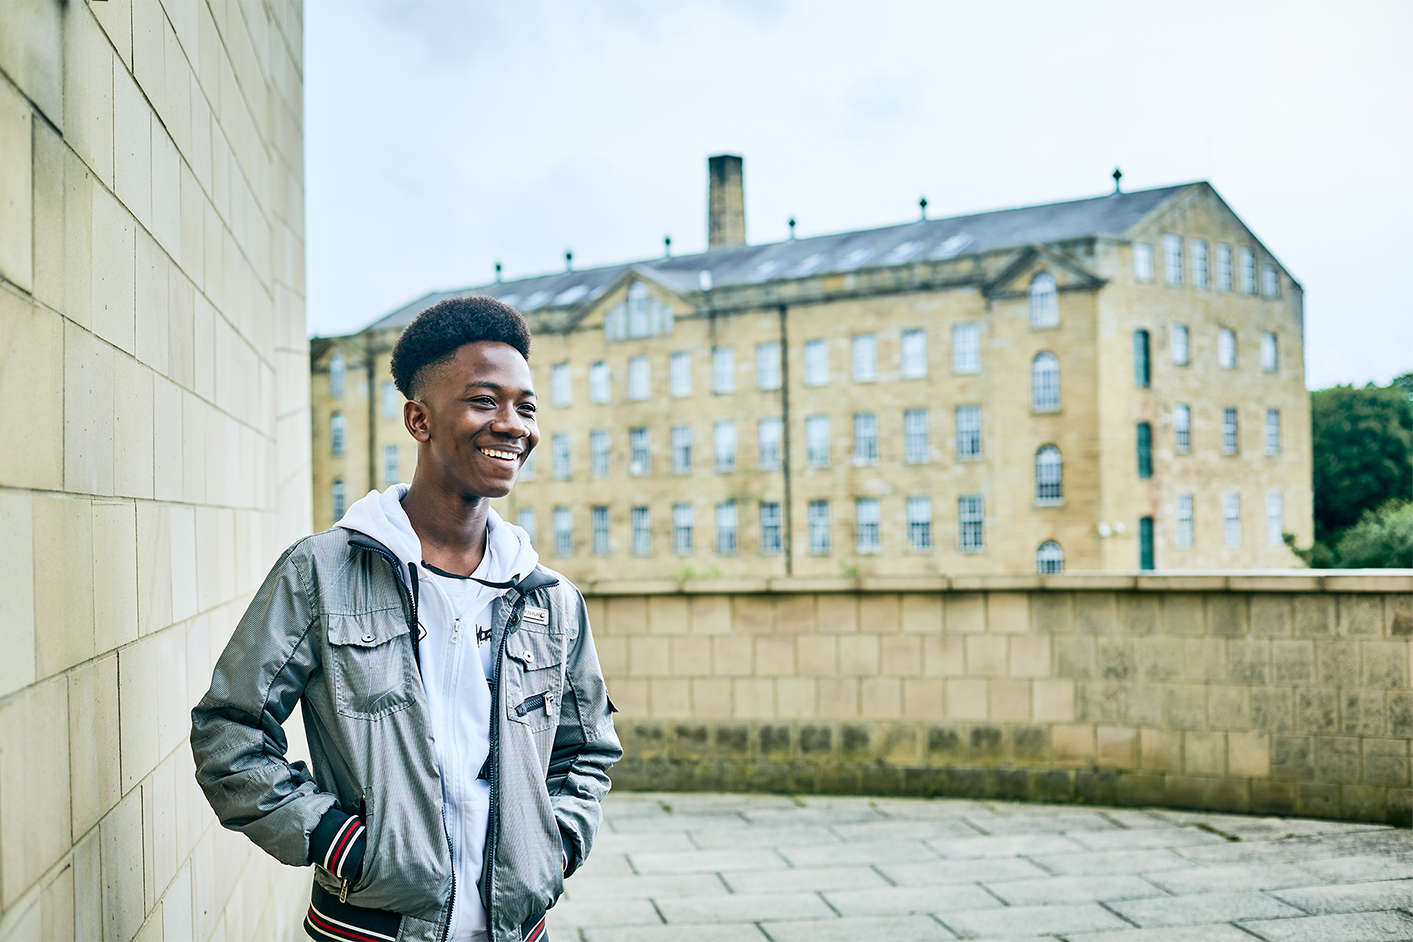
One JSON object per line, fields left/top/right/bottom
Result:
{"left": 309, "top": 808, "right": 367, "bottom": 882}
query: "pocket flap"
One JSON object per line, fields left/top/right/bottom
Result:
{"left": 506, "top": 629, "right": 563, "bottom": 668}
{"left": 327, "top": 613, "right": 410, "bottom": 647}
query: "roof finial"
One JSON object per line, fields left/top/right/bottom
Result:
{"left": 919, "top": 195, "right": 928, "bottom": 220}
{"left": 564, "top": 249, "right": 573, "bottom": 272}
{"left": 787, "top": 216, "right": 796, "bottom": 240}
{"left": 494, "top": 261, "right": 502, "bottom": 283}
{"left": 1112, "top": 167, "right": 1123, "bottom": 194}
{"left": 664, "top": 234, "right": 672, "bottom": 258}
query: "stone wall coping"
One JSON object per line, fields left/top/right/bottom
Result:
{"left": 579, "top": 570, "right": 1413, "bottom": 596}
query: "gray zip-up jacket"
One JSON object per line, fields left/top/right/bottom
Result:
{"left": 190, "top": 527, "right": 621, "bottom": 942}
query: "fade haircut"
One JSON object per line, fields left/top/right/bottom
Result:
{"left": 390, "top": 296, "right": 532, "bottom": 398}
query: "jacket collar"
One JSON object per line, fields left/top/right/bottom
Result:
{"left": 346, "top": 531, "right": 559, "bottom": 596}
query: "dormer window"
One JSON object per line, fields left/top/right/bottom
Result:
{"left": 605, "top": 281, "right": 673, "bottom": 341}
{"left": 1029, "top": 272, "right": 1058, "bottom": 327}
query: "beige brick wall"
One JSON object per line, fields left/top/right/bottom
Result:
{"left": 589, "top": 573, "right": 1413, "bottom": 823}
{"left": 0, "top": 0, "right": 309, "bottom": 939}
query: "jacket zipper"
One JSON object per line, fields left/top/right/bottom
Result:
{"left": 482, "top": 592, "right": 527, "bottom": 937}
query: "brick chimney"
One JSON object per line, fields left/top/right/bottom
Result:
{"left": 707, "top": 154, "right": 746, "bottom": 249}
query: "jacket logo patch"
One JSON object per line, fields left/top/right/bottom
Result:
{"left": 523, "top": 606, "right": 549, "bottom": 626}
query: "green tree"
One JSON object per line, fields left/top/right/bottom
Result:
{"left": 1330, "top": 500, "right": 1413, "bottom": 568}
{"left": 1309, "top": 383, "right": 1412, "bottom": 542}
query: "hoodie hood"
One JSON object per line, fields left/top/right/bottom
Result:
{"left": 335, "top": 484, "right": 539, "bottom": 587}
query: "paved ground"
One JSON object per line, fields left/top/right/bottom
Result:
{"left": 548, "top": 792, "right": 1413, "bottom": 941}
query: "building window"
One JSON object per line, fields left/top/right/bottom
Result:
{"left": 1036, "top": 540, "right": 1064, "bottom": 574}
{"left": 952, "top": 323, "right": 980, "bottom": 373}
{"left": 760, "top": 502, "right": 782, "bottom": 555}
{"left": 631, "top": 506, "right": 651, "bottom": 555}
{"left": 1171, "top": 324, "right": 1190, "bottom": 366}
{"left": 901, "top": 328, "right": 927, "bottom": 377}
{"left": 1174, "top": 404, "right": 1191, "bottom": 454}
{"left": 1133, "top": 242, "right": 1154, "bottom": 281}
{"left": 1031, "top": 352, "right": 1060, "bottom": 412}
{"left": 1217, "top": 244, "right": 1234, "bottom": 292}
{"left": 591, "top": 429, "right": 610, "bottom": 476}
{"left": 671, "top": 425, "right": 692, "bottom": 474}
{"left": 627, "top": 356, "right": 650, "bottom": 400}
{"left": 670, "top": 351, "right": 691, "bottom": 397}
{"left": 328, "top": 353, "right": 345, "bottom": 399}
{"left": 805, "top": 415, "right": 830, "bottom": 467}
{"left": 330, "top": 411, "right": 346, "bottom": 456}
{"left": 1133, "top": 329, "right": 1151, "bottom": 388}
{"left": 1265, "top": 408, "right": 1281, "bottom": 455}
{"left": 554, "top": 506, "right": 572, "bottom": 555}
{"left": 853, "top": 412, "right": 878, "bottom": 463}
{"left": 605, "top": 281, "right": 673, "bottom": 340}
{"left": 1261, "top": 332, "right": 1278, "bottom": 372}
{"left": 589, "top": 361, "right": 610, "bottom": 403}
{"left": 673, "top": 503, "right": 693, "bottom": 555}
{"left": 1266, "top": 490, "right": 1284, "bottom": 546}
{"left": 807, "top": 500, "right": 830, "bottom": 554}
{"left": 1139, "top": 516, "right": 1155, "bottom": 570}
{"left": 903, "top": 408, "right": 929, "bottom": 463}
{"left": 803, "top": 339, "right": 829, "bottom": 386}
{"left": 756, "top": 342, "right": 781, "bottom": 390}
{"left": 1223, "top": 408, "right": 1239, "bottom": 455}
{"left": 383, "top": 444, "right": 399, "bottom": 487}
{"left": 1162, "top": 234, "right": 1183, "bottom": 285}
{"left": 852, "top": 334, "right": 877, "bottom": 382}
{"left": 714, "top": 421, "right": 736, "bottom": 472}
{"left": 1137, "top": 422, "right": 1153, "bottom": 478}
{"left": 590, "top": 506, "right": 610, "bottom": 556}
{"left": 958, "top": 495, "right": 984, "bottom": 552}
{"left": 518, "top": 508, "right": 537, "bottom": 546}
{"left": 1262, "top": 264, "right": 1279, "bottom": 298}
{"left": 757, "top": 417, "right": 783, "bottom": 470}
{"left": 550, "top": 362, "right": 571, "bottom": 406}
{"left": 381, "top": 381, "right": 400, "bottom": 418}
{"left": 855, "top": 498, "right": 881, "bottom": 553}
{"left": 955, "top": 405, "right": 982, "bottom": 458}
{"left": 1176, "top": 494, "right": 1194, "bottom": 549}
{"left": 906, "top": 496, "right": 932, "bottom": 551}
{"left": 1239, "top": 248, "right": 1256, "bottom": 295}
{"left": 712, "top": 347, "right": 735, "bottom": 393}
{"left": 552, "top": 432, "right": 571, "bottom": 479}
{"left": 331, "top": 478, "right": 345, "bottom": 519}
{"left": 1218, "top": 328, "right": 1237, "bottom": 369}
{"left": 1191, "top": 239, "right": 1209, "bottom": 289}
{"left": 629, "top": 427, "right": 650, "bottom": 475}
{"left": 1029, "top": 272, "right": 1059, "bottom": 327}
{"left": 1223, "top": 492, "right": 1242, "bottom": 547}
{"left": 715, "top": 501, "right": 738, "bottom": 555}
{"left": 1036, "top": 444, "right": 1063, "bottom": 502}
{"left": 519, "top": 449, "right": 535, "bottom": 480}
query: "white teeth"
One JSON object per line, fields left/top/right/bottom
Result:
{"left": 480, "top": 448, "right": 516, "bottom": 460}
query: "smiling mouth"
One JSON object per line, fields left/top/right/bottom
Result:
{"left": 478, "top": 446, "right": 520, "bottom": 462}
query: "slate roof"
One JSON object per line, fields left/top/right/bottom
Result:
{"left": 359, "top": 183, "right": 1193, "bottom": 335}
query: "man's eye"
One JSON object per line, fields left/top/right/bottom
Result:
{"left": 519, "top": 404, "right": 537, "bottom": 416}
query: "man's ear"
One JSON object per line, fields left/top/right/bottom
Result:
{"left": 404, "top": 398, "right": 431, "bottom": 443}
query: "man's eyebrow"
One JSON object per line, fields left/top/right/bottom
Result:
{"left": 462, "top": 381, "right": 536, "bottom": 397}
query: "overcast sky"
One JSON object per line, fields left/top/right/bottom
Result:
{"left": 305, "top": 0, "right": 1412, "bottom": 389}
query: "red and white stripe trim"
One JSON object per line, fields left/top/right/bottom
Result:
{"left": 304, "top": 903, "right": 397, "bottom": 942}
{"left": 321, "top": 816, "right": 365, "bottom": 879}
{"left": 524, "top": 914, "right": 547, "bottom": 942}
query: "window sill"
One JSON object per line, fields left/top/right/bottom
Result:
{"left": 1032, "top": 408, "right": 1063, "bottom": 416}
{"left": 1034, "top": 500, "right": 1065, "bottom": 508}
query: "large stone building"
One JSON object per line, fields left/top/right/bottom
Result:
{"left": 311, "top": 156, "right": 1310, "bottom": 580}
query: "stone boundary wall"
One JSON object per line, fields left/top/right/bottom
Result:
{"left": 584, "top": 573, "right": 1413, "bottom": 824}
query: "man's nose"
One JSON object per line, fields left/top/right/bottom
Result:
{"left": 492, "top": 407, "right": 530, "bottom": 437}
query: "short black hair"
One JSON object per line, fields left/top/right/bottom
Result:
{"left": 390, "top": 296, "right": 532, "bottom": 398}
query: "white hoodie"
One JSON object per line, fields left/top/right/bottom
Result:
{"left": 337, "top": 484, "right": 539, "bottom": 941}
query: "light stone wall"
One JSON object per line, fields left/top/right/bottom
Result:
{"left": 0, "top": 0, "right": 309, "bottom": 939}
{"left": 585, "top": 573, "right": 1413, "bottom": 824}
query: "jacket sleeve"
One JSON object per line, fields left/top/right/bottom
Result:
{"left": 546, "top": 586, "right": 623, "bottom": 877}
{"left": 189, "top": 542, "right": 364, "bottom": 875}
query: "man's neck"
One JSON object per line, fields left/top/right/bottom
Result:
{"left": 400, "top": 478, "right": 490, "bottom": 576}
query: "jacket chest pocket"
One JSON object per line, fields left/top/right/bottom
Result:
{"left": 326, "top": 613, "right": 417, "bottom": 719}
{"left": 504, "top": 628, "right": 566, "bottom": 732}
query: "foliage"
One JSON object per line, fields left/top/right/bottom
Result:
{"left": 1309, "top": 383, "right": 1412, "bottom": 543}
{"left": 1289, "top": 500, "right": 1413, "bottom": 569}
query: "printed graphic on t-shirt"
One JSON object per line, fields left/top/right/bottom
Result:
{"left": 476, "top": 624, "right": 491, "bottom": 645}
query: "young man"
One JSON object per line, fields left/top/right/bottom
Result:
{"left": 191, "top": 298, "right": 620, "bottom": 942}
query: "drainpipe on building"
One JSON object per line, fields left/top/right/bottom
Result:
{"left": 365, "top": 332, "right": 377, "bottom": 492}
{"left": 778, "top": 304, "right": 793, "bottom": 577}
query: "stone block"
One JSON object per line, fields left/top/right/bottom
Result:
{"left": 860, "top": 677, "right": 901, "bottom": 718}
{"left": 1314, "top": 639, "right": 1356, "bottom": 686}
{"left": 795, "top": 635, "right": 837, "bottom": 676}
{"left": 1363, "top": 640, "right": 1406, "bottom": 688}
{"left": 151, "top": 377, "right": 183, "bottom": 500}
{"left": 1077, "top": 681, "right": 1126, "bottom": 724}
{"left": 1295, "top": 688, "right": 1338, "bottom": 734}
{"left": 984, "top": 592, "right": 1027, "bottom": 633}
{"left": 1160, "top": 592, "right": 1205, "bottom": 635}
{"left": 63, "top": 320, "right": 117, "bottom": 496}
{"left": 0, "top": 76, "right": 33, "bottom": 291}
{"left": 1249, "top": 594, "right": 1292, "bottom": 637}
{"left": 1271, "top": 735, "right": 1314, "bottom": 782}
{"left": 989, "top": 678, "right": 1030, "bottom": 722}
{"left": 1052, "top": 723, "right": 1095, "bottom": 762}
{"left": 1030, "top": 592, "right": 1073, "bottom": 632}
{"left": 754, "top": 635, "right": 794, "bottom": 676}
{"left": 101, "top": 785, "right": 145, "bottom": 942}
{"left": 1009, "top": 633, "right": 1050, "bottom": 677}
{"left": 858, "top": 593, "right": 899, "bottom": 632}
{"left": 1391, "top": 690, "right": 1413, "bottom": 738}
{"left": 902, "top": 678, "right": 944, "bottom": 717}
{"left": 920, "top": 635, "right": 963, "bottom": 676}
{"left": 607, "top": 596, "right": 648, "bottom": 634}
{"left": 944, "top": 592, "right": 985, "bottom": 633}
{"left": 815, "top": 592, "right": 857, "bottom": 633}
{"left": 90, "top": 186, "right": 137, "bottom": 354}
{"left": 150, "top": 121, "right": 181, "bottom": 254}
{"left": 0, "top": 0, "right": 63, "bottom": 123}
{"left": 63, "top": 3, "right": 115, "bottom": 185}
{"left": 1293, "top": 595, "right": 1334, "bottom": 637}
{"left": 1227, "top": 729, "right": 1270, "bottom": 777}
{"left": 836, "top": 634, "right": 879, "bottom": 676}
{"left": 1139, "top": 727, "right": 1181, "bottom": 772}
{"left": 1295, "top": 782, "right": 1340, "bottom": 817}
{"left": 113, "top": 60, "right": 152, "bottom": 227}
{"left": 1271, "top": 639, "right": 1313, "bottom": 684}
{"left": 1108, "top": 890, "right": 1299, "bottom": 929}
{"left": 1164, "top": 685, "right": 1205, "bottom": 730}
{"left": 612, "top": 678, "right": 649, "bottom": 715}
{"left": 118, "top": 631, "right": 162, "bottom": 791}
{"left": 1250, "top": 779, "right": 1298, "bottom": 815}
{"left": 816, "top": 677, "right": 859, "bottom": 719}
{"left": 0, "top": 675, "right": 70, "bottom": 909}
{"left": 772, "top": 593, "right": 814, "bottom": 633}
{"left": 92, "top": 500, "right": 139, "bottom": 653}
{"left": 1124, "top": 682, "right": 1164, "bottom": 727}
{"left": 775, "top": 677, "right": 816, "bottom": 718}
{"left": 965, "top": 633, "right": 1007, "bottom": 676}
{"left": 1135, "top": 636, "right": 1183, "bottom": 682}
{"left": 898, "top": 593, "right": 941, "bottom": 633}
{"left": 710, "top": 635, "right": 751, "bottom": 676}
{"left": 1363, "top": 738, "right": 1409, "bottom": 787}
{"left": 648, "top": 677, "right": 691, "bottom": 717}
{"left": 1339, "top": 784, "right": 1388, "bottom": 821}
{"left": 1095, "top": 637, "right": 1134, "bottom": 681}
{"left": 0, "top": 490, "right": 37, "bottom": 698}
{"left": 628, "top": 636, "right": 670, "bottom": 676}
{"left": 665, "top": 636, "right": 708, "bottom": 677}
{"left": 1315, "top": 736, "right": 1362, "bottom": 785}
{"left": 31, "top": 116, "right": 64, "bottom": 309}
{"left": 731, "top": 679, "right": 773, "bottom": 718}
{"left": 945, "top": 678, "right": 987, "bottom": 721}
{"left": 878, "top": 634, "right": 920, "bottom": 676}
{"left": 1228, "top": 638, "right": 1270, "bottom": 683}
{"left": 136, "top": 501, "right": 173, "bottom": 634}
{"left": 1055, "top": 635, "right": 1095, "bottom": 679}
{"left": 1251, "top": 687, "right": 1293, "bottom": 732}
{"left": 1206, "top": 685, "right": 1251, "bottom": 731}
{"left": 1337, "top": 593, "right": 1384, "bottom": 637}
{"left": 1341, "top": 688, "right": 1388, "bottom": 737}
{"left": 1074, "top": 592, "right": 1116, "bottom": 634}
{"left": 113, "top": 354, "right": 156, "bottom": 498}
{"left": 1207, "top": 594, "right": 1247, "bottom": 637}
{"left": 33, "top": 494, "right": 95, "bottom": 678}
{"left": 1116, "top": 593, "right": 1159, "bottom": 636}
{"left": 1095, "top": 725, "right": 1136, "bottom": 769}
{"left": 1032, "top": 679, "right": 1075, "bottom": 723}
{"left": 731, "top": 594, "right": 773, "bottom": 633}
{"left": 1391, "top": 596, "right": 1413, "bottom": 637}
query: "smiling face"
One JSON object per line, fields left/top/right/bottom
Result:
{"left": 405, "top": 341, "right": 539, "bottom": 501}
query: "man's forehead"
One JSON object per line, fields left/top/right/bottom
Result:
{"left": 429, "top": 341, "right": 533, "bottom": 390}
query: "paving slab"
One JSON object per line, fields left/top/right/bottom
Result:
{"left": 878, "top": 856, "right": 1052, "bottom": 887}
{"left": 689, "top": 824, "right": 842, "bottom": 850}
{"left": 1297, "top": 853, "right": 1413, "bottom": 884}
{"left": 780, "top": 838, "right": 939, "bottom": 867}
{"left": 1106, "top": 889, "right": 1302, "bottom": 927}
{"left": 1141, "top": 862, "right": 1317, "bottom": 895}
{"left": 926, "top": 833, "right": 1087, "bottom": 859}
{"left": 582, "top": 924, "right": 769, "bottom": 942}
{"left": 1239, "top": 909, "right": 1413, "bottom": 941}
{"left": 982, "top": 873, "right": 1160, "bottom": 905}
{"left": 822, "top": 883, "right": 999, "bottom": 916}
{"left": 1027, "top": 847, "right": 1193, "bottom": 876}
{"left": 656, "top": 891, "right": 834, "bottom": 925}
{"left": 719, "top": 865, "right": 887, "bottom": 895}
{"left": 1271, "top": 877, "right": 1413, "bottom": 914}
{"left": 760, "top": 915, "right": 958, "bottom": 941}
{"left": 1066, "top": 926, "right": 1257, "bottom": 941}
{"left": 1066, "top": 827, "right": 1225, "bottom": 852}
{"left": 939, "top": 901, "right": 1130, "bottom": 937}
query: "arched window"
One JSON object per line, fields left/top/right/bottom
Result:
{"left": 1031, "top": 352, "right": 1060, "bottom": 412}
{"left": 330, "top": 411, "right": 346, "bottom": 456}
{"left": 328, "top": 353, "right": 345, "bottom": 398}
{"left": 1035, "top": 445, "right": 1063, "bottom": 503}
{"left": 1029, "top": 272, "right": 1058, "bottom": 327}
{"left": 1036, "top": 540, "right": 1064, "bottom": 574}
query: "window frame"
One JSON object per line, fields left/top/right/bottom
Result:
{"left": 955, "top": 405, "right": 982, "bottom": 459}
{"left": 906, "top": 496, "right": 932, "bottom": 551}
{"left": 958, "top": 495, "right": 985, "bottom": 553}
{"left": 952, "top": 323, "right": 981, "bottom": 374}
{"left": 590, "top": 429, "right": 610, "bottom": 477}
{"left": 631, "top": 505, "right": 651, "bottom": 556}
{"left": 1031, "top": 351, "right": 1061, "bottom": 413}
{"left": 671, "top": 424, "right": 692, "bottom": 474}
{"left": 629, "top": 427, "right": 650, "bottom": 475}
{"left": 901, "top": 328, "right": 928, "bottom": 377}
{"left": 1036, "top": 540, "right": 1064, "bottom": 574}
{"left": 756, "top": 342, "right": 782, "bottom": 390}
{"left": 591, "top": 505, "right": 610, "bottom": 556}
{"left": 805, "top": 414, "right": 830, "bottom": 467}
{"left": 855, "top": 497, "right": 881, "bottom": 554}
{"left": 713, "top": 420, "right": 737, "bottom": 472}
{"left": 1029, "top": 272, "right": 1059, "bottom": 328}
{"left": 627, "top": 355, "right": 650, "bottom": 400}
{"left": 672, "top": 502, "right": 693, "bottom": 555}
{"left": 759, "top": 501, "right": 783, "bottom": 556}
{"left": 669, "top": 351, "right": 691, "bottom": 398}
{"left": 803, "top": 339, "right": 829, "bottom": 386}
{"left": 903, "top": 408, "right": 929, "bottom": 464}
{"left": 589, "top": 361, "right": 611, "bottom": 403}
{"left": 711, "top": 347, "right": 735, "bottom": 394}
{"left": 851, "top": 333, "right": 878, "bottom": 382}
{"left": 715, "top": 500, "right": 739, "bottom": 555}
{"left": 853, "top": 411, "right": 879, "bottom": 464}
{"left": 807, "top": 499, "right": 830, "bottom": 554}
{"left": 1035, "top": 444, "right": 1063, "bottom": 504}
